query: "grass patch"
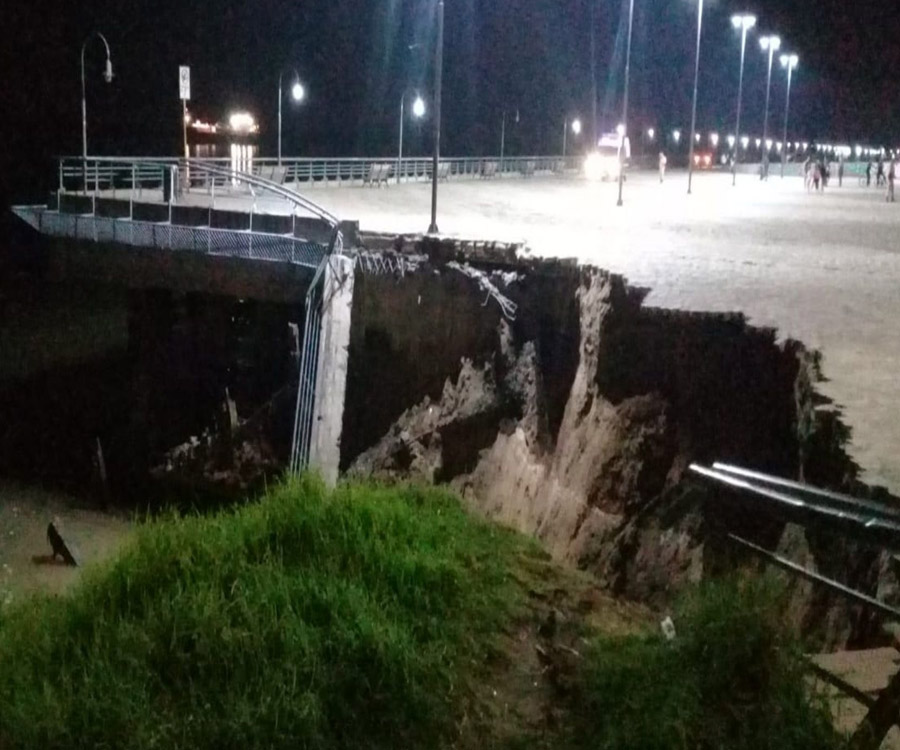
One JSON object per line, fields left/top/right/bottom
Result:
{"left": 0, "top": 476, "right": 541, "bottom": 749}
{"left": 566, "top": 575, "right": 842, "bottom": 750}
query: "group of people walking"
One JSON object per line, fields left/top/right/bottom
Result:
{"left": 803, "top": 154, "right": 896, "bottom": 202}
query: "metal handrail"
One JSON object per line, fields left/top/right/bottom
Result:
{"left": 59, "top": 153, "right": 582, "bottom": 190}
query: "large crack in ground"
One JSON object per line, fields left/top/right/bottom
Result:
{"left": 345, "top": 237, "right": 900, "bottom": 650}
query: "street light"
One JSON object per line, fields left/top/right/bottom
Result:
{"left": 428, "top": 0, "right": 444, "bottom": 235}
{"left": 647, "top": 128, "right": 655, "bottom": 140}
{"left": 687, "top": 0, "right": 705, "bottom": 195}
{"left": 779, "top": 53, "right": 798, "bottom": 178}
{"left": 759, "top": 34, "right": 781, "bottom": 180}
{"left": 710, "top": 133, "right": 719, "bottom": 148}
{"left": 727, "top": 134, "right": 736, "bottom": 148}
{"left": 673, "top": 129, "right": 682, "bottom": 144}
{"left": 500, "top": 108, "right": 519, "bottom": 174}
{"left": 398, "top": 93, "right": 426, "bottom": 184}
{"left": 563, "top": 117, "right": 582, "bottom": 156}
{"left": 277, "top": 68, "right": 305, "bottom": 165}
{"left": 617, "top": 0, "right": 635, "bottom": 207}
{"left": 730, "top": 13, "right": 756, "bottom": 186}
{"left": 81, "top": 31, "right": 114, "bottom": 190}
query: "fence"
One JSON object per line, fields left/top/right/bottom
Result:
{"left": 690, "top": 462, "right": 900, "bottom": 750}
{"left": 59, "top": 154, "right": 582, "bottom": 195}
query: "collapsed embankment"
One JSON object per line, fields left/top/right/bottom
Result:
{"left": 345, "top": 237, "right": 898, "bottom": 649}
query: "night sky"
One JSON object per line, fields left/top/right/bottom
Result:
{"left": 2, "top": 0, "right": 899, "bottom": 206}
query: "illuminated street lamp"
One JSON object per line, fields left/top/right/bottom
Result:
{"left": 727, "top": 134, "right": 736, "bottom": 148}
{"left": 278, "top": 67, "right": 305, "bottom": 165}
{"left": 500, "top": 107, "right": 519, "bottom": 172}
{"left": 779, "top": 53, "right": 799, "bottom": 178}
{"left": 617, "top": 0, "right": 635, "bottom": 207}
{"left": 673, "top": 129, "right": 682, "bottom": 144}
{"left": 647, "top": 127, "right": 656, "bottom": 140}
{"left": 81, "top": 31, "right": 114, "bottom": 189}
{"left": 398, "top": 93, "right": 426, "bottom": 184}
{"left": 687, "top": 0, "right": 705, "bottom": 195}
{"left": 741, "top": 135, "right": 750, "bottom": 150}
{"left": 730, "top": 13, "right": 756, "bottom": 186}
{"left": 710, "top": 133, "right": 720, "bottom": 148}
{"left": 563, "top": 117, "right": 582, "bottom": 156}
{"left": 759, "top": 34, "right": 781, "bottom": 180}
{"left": 428, "top": 0, "right": 445, "bottom": 234}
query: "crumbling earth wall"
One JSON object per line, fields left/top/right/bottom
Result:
{"left": 345, "top": 238, "right": 897, "bottom": 649}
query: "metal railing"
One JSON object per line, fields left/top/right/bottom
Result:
{"left": 19, "top": 157, "right": 347, "bottom": 269}
{"left": 690, "top": 462, "right": 900, "bottom": 750}
{"left": 60, "top": 154, "right": 582, "bottom": 193}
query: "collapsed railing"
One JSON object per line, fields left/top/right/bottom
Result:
{"left": 690, "top": 462, "right": 900, "bottom": 750}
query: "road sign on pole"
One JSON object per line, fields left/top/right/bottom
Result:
{"left": 179, "top": 65, "right": 191, "bottom": 101}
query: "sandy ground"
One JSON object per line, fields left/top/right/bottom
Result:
{"left": 0, "top": 483, "right": 132, "bottom": 607}
{"left": 811, "top": 648, "right": 900, "bottom": 747}
{"left": 298, "top": 171, "right": 900, "bottom": 494}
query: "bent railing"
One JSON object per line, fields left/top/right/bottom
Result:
{"left": 690, "top": 462, "right": 900, "bottom": 750}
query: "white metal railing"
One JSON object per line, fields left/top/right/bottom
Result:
{"left": 60, "top": 154, "right": 582, "bottom": 194}
{"left": 12, "top": 206, "right": 328, "bottom": 269}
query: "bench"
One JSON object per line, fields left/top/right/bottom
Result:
{"left": 480, "top": 160, "right": 499, "bottom": 179}
{"left": 437, "top": 161, "right": 451, "bottom": 181}
{"left": 520, "top": 160, "right": 536, "bottom": 178}
{"left": 364, "top": 163, "right": 394, "bottom": 187}
{"left": 256, "top": 165, "right": 288, "bottom": 185}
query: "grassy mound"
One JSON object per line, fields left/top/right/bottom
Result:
{"left": 0, "top": 477, "right": 842, "bottom": 750}
{"left": 0, "top": 477, "right": 540, "bottom": 749}
{"left": 568, "top": 577, "right": 841, "bottom": 750}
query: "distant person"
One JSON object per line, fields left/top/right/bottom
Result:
{"left": 659, "top": 151, "right": 667, "bottom": 183}
{"left": 877, "top": 158, "right": 886, "bottom": 187}
{"left": 838, "top": 156, "right": 845, "bottom": 187}
{"left": 888, "top": 160, "right": 896, "bottom": 203}
{"left": 866, "top": 161, "right": 873, "bottom": 187}
{"left": 760, "top": 153, "right": 770, "bottom": 181}
{"left": 812, "top": 162, "right": 822, "bottom": 192}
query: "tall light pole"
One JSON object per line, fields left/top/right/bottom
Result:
{"left": 500, "top": 108, "right": 519, "bottom": 173}
{"left": 730, "top": 14, "right": 756, "bottom": 187}
{"left": 779, "top": 53, "right": 799, "bottom": 179}
{"left": 590, "top": 0, "right": 598, "bottom": 146}
{"left": 616, "top": 0, "right": 635, "bottom": 207}
{"left": 398, "top": 93, "right": 426, "bottom": 184}
{"left": 687, "top": 0, "right": 704, "bottom": 195}
{"left": 428, "top": 0, "right": 444, "bottom": 235}
{"left": 564, "top": 117, "right": 582, "bottom": 157}
{"left": 278, "top": 68, "right": 305, "bottom": 166}
{"left": 759, "top": 34, "right": 781, "bottom": 180}
{"left": 81, "top": 31, "right": 114, "bottom": 189}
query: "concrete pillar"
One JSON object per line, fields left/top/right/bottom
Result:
{"left": 310, "top": 255, "right": 355, "bottom": 486}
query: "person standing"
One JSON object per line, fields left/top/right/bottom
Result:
{"left": 877, "top": 157, "right": 886, "bottom": 187}
{"left": 838, "top": 155, "right": 845, "bottom": 187}
{"left": 887, "top": 160, "right": 896, "bottom": 203}
{"left": 866, "top": 161, "right": 873, "bottom": 187}
{"left": 659, "top": 151, "right": 667, "bottom": 183}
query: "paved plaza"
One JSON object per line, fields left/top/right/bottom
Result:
{"left": 307, "top": 170, "right": 900, "bottom": 493}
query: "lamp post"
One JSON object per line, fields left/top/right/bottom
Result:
{"left": 730, "top": 14, "right": 756, "bottom": 186}
{"left": 564, "top": 117, "right": 582, "bottom": 157}
{"left": 759, "top": 34, "right": 781, "bottom": 180}
{"left": 500, "top": 108, "right": 519, "bottom": 174}
{"left": 687, "top": 0, "right": 704, "bottom": 195}
{"left": 616, "top": 0, "right": 635, "bottom": 207}
{"left": 427, "top": 0, "right": 444, "bottom": 235}
{"left": 398, "top": 93, "right": 426, "bottom": 184}
{"left": 278, "top": 68, "right": 305, "bottom": 166}
{"left": 779, "top": 53, "right": 798, "bottom": 178}
{"left": 81, "top": 31, "right": 114, "bottom": 190}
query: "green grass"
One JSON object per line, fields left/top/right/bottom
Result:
{"left": 566, "top": 576, "right": 842, "bottom": 750}
{"left": 0, "top": 478, "right": 844, "bottom": 750}
{"left": 0, "top": 476, "right": 540, "bottom": 749}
